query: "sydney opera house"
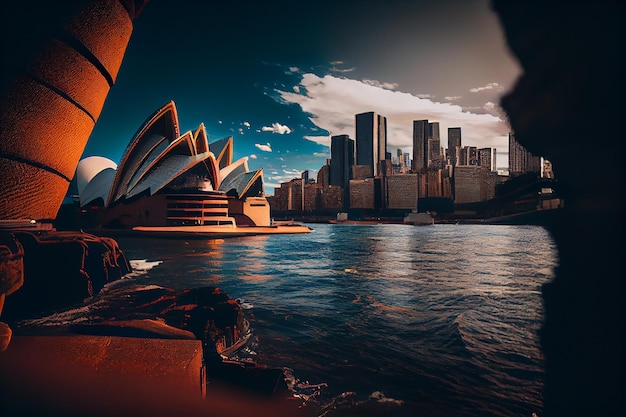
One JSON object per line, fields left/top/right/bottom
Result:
{"left": 76, "top": 101, "right": 274, "bottom": 230}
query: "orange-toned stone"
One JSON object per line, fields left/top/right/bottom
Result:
{"left": 64, "top": 0, "right": 133, "bottom": 83}
{"left": 0, "top": 159, "right": 70, "bottom": 220}
{"left": 0, "top": 335, "right": 205, "bottom": 415}
{"left": 0, "top": 320, "right": 10, "bottom": 352}
{"left": 0, "top": 76, "right": 96, "bottom": 179}
{"left": 28, "top": 39, "right": 111, "bottom": 120}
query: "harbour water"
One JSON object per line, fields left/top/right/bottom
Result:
{"left": 26, "top": 223, "right": 557, "bottom": 416}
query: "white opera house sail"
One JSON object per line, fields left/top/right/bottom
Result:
{"left": 76, "top": 101, "right": 272, "bottom": 229}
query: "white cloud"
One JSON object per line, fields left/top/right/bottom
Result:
{"left": 243, "top": 121, "right": 251, "bottom": 128}
{"left": 417, "top": 93, "right": 434, "bottom": 99}
{"left": 238, "top": 128, "right": 244, "bottom": 134}
{"left": 362, "top": 79, "right": 398, "bottom": 90}
{"left": 289, "top": 66, "right": 299, "bottom": 72}
{"left": 275, "top": 73, "right": 511, "bottom": 154}
{"left": 303, "top": 135, "right": 331, "bottom": 147}
{"left": 469, "top": 82, "right": 504, "bottom": 93}
{"left": 282, "top": 168, "right": 301, "bottom": 176}
{"left": 255, "top": 143, "right": 272, "bottom": 152}
{"left": 445, "top": 96, "right": 462, "bottom": 101}
{"left": 330, "top": 65, "right": 356, "bottom": 73}
{"left": 249, "top": 154, "right": 257, "bottom": 159}
{"left": 261, "top": 122, "right": 292, "bottom": 134}
{"left": 293, "top": 85, "right": 300, "bottom": 93}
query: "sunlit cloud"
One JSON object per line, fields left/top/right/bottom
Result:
{"left": 261, "top": 122, "right": 292, "bottom": 134}
{"left": 255, "top": 143, "right": 272, "bottom": 152}
{"left": 304, "top": 135, "right": 330, "bottom": 147}
{"left": 445, "top": 96, "right": 462, "bottom": 101}
{"left": 275, "top": 73, "right": 511, "bottom": 153}
{"left": 282, "top": 168, "right": 301, "bottom": 176}
{"left": 249, "top": 154, "right": 257, "bottom": 159}
{"left": 417, "top": 93, "right": 434, "bottom": 99}
{"left": 243, "top": 121, "right": 251, "bottom": 128}
{"left": 362, "top": 79, "right": 398, "bottom": 90}
{"left": 469, "top": 82, "right": 504, "bottom": 93}
{"left": 289, "top": 66, "right": 299, "bottom": 72}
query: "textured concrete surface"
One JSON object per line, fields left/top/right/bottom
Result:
{"left": 0, "top": 0, "right": 140, "bottom": 221}
{"left": 0, "top": 335, "right": 205, "bottom": 416}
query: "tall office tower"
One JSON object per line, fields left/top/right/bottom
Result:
{"left": 330, "top": 134, "right": 355, "bottom": 189}
{"left": 478, "top": 148, "right": 493, "bottom": 171}
{"left": 355, "top": 112, "right": 387, "bottom": 178}
{"left": 509, "top": 132, "right": 542, "bottom": 175}
{"left": 460, "top": 146, "right": 478, "bottom": 166}
{"left": 427, "top": 122, "right": 441, "bottom": 168}
{"left": 396, "top": 148, "right": 404, "bottom": 171}
{"left": 412, "top": 119, "right": 429, "bottom": 172}
{"left": 428, "top": 139, "right": 441, "bottom": 168}
{"left": 403, "top": 153, "right": 411, "bottom": 172}
{"left": 448, "top": 127, "right": 462, "bottom": 166}
{"left": 493, "top": 148, "right": 497, "bottom": 172}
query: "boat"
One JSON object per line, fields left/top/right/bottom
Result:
{"left": 403, "top": 211, "right": 435, "bottom": 226}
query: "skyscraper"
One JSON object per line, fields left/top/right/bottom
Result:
{"left": 330, "top": 134, "right": 355, "bottom": 189}
{"left": 412, "top": 119, "right": 429, "bottom": 172}
{"left": 428, "top": 122, "right": 441, "bottom": 169}
{"left": 509, "top": 132, "right": 541, "bottom": 175}
{"left": 355, "top": 112, "right": 387, "bottom": 178}
{"left": 478, "top": 148, "right": 493, "bottom": 171}
{"left": 448, "top": 127, "right": 462, "bottom": 166}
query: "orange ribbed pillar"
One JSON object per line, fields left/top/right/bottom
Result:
{"left": 0, "top": 0, "right": 147, "bottom": 221}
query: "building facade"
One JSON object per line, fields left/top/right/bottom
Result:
{"left": 330, "top": 134, "right": 355, "bottom": 189}
{"left": 478, "top": 147, "right": 493, "bottom": 171}
{"left": 447, "top": 127, "right": 462, "bottom": 167}
{"left": 412, "top": 119, "right": 429, "bottom": 172}
{"left": 385, "top": 174, "right": 418, "bottom": 210}
{"left": 355, "top": 112, "right": 387, "bottom": 178}
{"left": 509, "top": 132, "right": 542, "bottom": 176}
{"left": 454, "top": 165, "right": 497, "bottom": 203}
{"left": 349, "top": 178, "right": 376, "bottom": 209}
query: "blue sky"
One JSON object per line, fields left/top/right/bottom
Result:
{"left": 83, "top": 0, "right": 521, "bottom": 194}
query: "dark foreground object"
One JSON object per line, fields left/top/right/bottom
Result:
{"left": 492, "top": 1, "right": 625, "bottom": 415}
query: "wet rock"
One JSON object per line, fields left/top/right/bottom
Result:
{"left": 2, "top": 230, "right": 131, "bottom": 321}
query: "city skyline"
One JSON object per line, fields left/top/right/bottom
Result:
{"left": 62, "top": 0, "right": 521, "bottom": 194}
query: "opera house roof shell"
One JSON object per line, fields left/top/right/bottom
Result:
{"left": 77, "top": 101, "right": 265, "bottom": 208}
